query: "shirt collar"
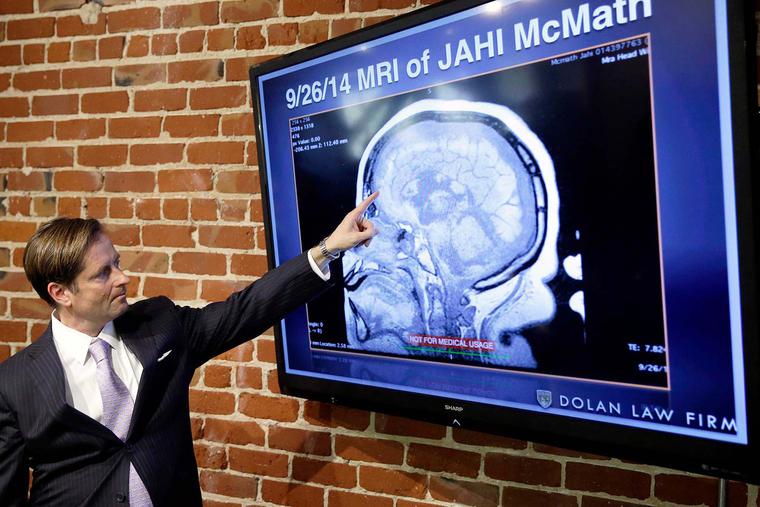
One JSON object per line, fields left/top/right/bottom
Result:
{"left": 51, "top": 312, "right": 120, "bottom": 366}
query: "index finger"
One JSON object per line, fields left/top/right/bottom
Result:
{"left": 354, "top": 190, "right": 379, "bottom": 216}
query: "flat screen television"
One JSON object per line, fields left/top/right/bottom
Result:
{"left": 249, "top": 0, "right": 759, "bottom": 482}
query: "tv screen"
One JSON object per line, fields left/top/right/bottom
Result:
{"left": 249, "top": 0, "right": 759, "bottom": 482}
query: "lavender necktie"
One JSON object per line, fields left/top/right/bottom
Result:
{"left": 89, "top": 339, "right": 152, "bottom": 506}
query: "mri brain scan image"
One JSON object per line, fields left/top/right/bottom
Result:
{"left": 342, "top": 99, "right": 562, "bottom": 368}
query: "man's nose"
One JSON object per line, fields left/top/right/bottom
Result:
{"left": 115, "top": 266, "right": 130, "bottom": 286}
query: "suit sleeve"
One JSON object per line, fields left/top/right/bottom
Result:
{"left": 0, "top": 389, "right": 28, "bottom": 506}
{"left": 177, "top": 252, "right": 332, "bottom": 367}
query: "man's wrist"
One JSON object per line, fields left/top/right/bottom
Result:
{"left": 319, "top": 237, "right": 340, "bottom": 261}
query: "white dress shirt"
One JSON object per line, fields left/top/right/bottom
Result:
{"left": 51, "top": 315, "right": 142, "bottom": 423}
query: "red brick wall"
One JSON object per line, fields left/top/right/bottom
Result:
{"left": 1, "top": 1, "right": 758, "bottom": 505}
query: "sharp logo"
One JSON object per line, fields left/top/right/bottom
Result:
{"left": 445, "top": 404, "right": 464, "bottom": 412}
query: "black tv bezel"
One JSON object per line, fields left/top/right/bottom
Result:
{"left": 249, "top": 0, "right": 760, "bottom": 484}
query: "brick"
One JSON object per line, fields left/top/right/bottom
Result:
{"left": 7, "top": 121, "right": 53, "bottom": 142}
{"left": 335, "top": 435, "right": 403, "bottom": 465}
{"left": 298, "top": 20, "right": 329, "bottom": 44}
{"left": 104, "top": 171, "right": 154, "bottom": 192}
{"left": 162, "top": 198, "right": 188, "bottom": 220}
{"left": 331, "top": 18, "right": 361, "bottom": 38}
{"left": 191, "top": 198, "right": 218, "bottom": 221}
{"left": 103, "top": 224, "right": 139, "bottom": 246}
{"left": 303, "top": 401, "right": 370, "bottom": 430}
{"left": 143, "top": 277, "right": 196, "bottom": 300}
{"left": 164, "top": 2, "right": 219, "bottom": 28}
{"left": 235, "top": 26, "right": 264, "bottom": 50}
{"left": 56, "top": 119, "right": 105, "bottom": 140}
{"left": 0, "top": 321, "right": 26, "bottom": 342}
{"left": 54, "top": 170, "right": 103, "bottom": 191}
{"left": 56, "top": 14, "right": 106, "bottom": 36}
{"left": 229, "top": 448, "right": 288, "bottom": 476}
{"left": 7, "top": 18, "right": 55, "bottom": 40}
{"left": 484, "top": 452, "right": 561, "bottom": 486}
{"left": 360, "top": 466, "right": 427, "bottom": 499}
{"left": 201, "top": 279, "right": 250, "bottom": 301}
{"left": 293, "top": 457, "right": 356, "bottom": 488}
{"left": 239, "top": 392, "right": 298, "bottom": 422}
{"left": 0, "top": 221, "right": 37, "bottom": 243}
{"left": 0, "top": 45, "right": 21, "bottom": 66}
{"left": 31, "top": 94, "right": 77, "bottom": 116}
{"left": 284, "top": 0, "right": 343, "bottom": 16}
{"left": 566, "top": 462, "right": 651, "bottom": 499}
{"left": 158, "top": 169, "right": 213, "bottom": 192}
{"left": 200, "top": 471, "right": 257, "bottom": 499}
{"left": 164, "top": 114, "right": 218, "bottom": 138}
{"left": 533, "top": 443, "right": 608, "bottom": 460}
{"left": 261, "top": 480, "right": 324, "bottom": 506}
{"left": 235, "top": 364, "right": 261, "bottom": 389}
{"left": 47, "top": 41, "right": 70, "bottom": 63}
{"left": 33, "top": 196, "right": 57, "bottom": 217}
{"left": 203, "top": 418, "right": 264, "bottom": 446}
{"left": 216, "top": 170, "right": 259, "bottom": 194}
{"left": 82, "top": 91, "right": 128, "bottom": 114}
{"left": 13, "top": 71, "right": 59, "bottom": 92}
{"left": 23, "top": 44, "right": 45, "bottom": 64}
{"left": 62, "top": 67, "right": 111, "bottom": 89}
{"left": 172, "top": 252, "right": 225, "bottom": 275}
{"left": 0, "top": 0, "right": 34, "bottom": 14}
{"left": 134, "top": 89, "right": 185, "bottom": 112}
{"left": 85, "top": 196, "right": 108, "bottom": 217}
{"left": 126, "top": 35, "right": 149, "bottom": 57}
{"left": 28, "top": 147, "right": 73, "bottom": 168}
{"left": 39, "top": 0, "right": 82, "bottom": 11}
{"left": 220, "top": 114, "right": 252, "bottom": 137}
{"left": 190, "top": 85, "right": 247, "bottom": 110}
{"left": 72, "top": 39, "right": 96, "bottom": 61}
{"left": 108, "top": 117, "right": 161, "bottom": 138}
{"left": 0, "top": 271, "right": 32, "bottom": 291}
{"left": 654, "top": 473, "right": 726, "bottom": 505}
{"left": 230, "top": 254, "right": 267, "bottom": 276}
{"left": 203, "top": 364, "right": 231, "bottom": 387}
{"left": 429, "top": 477, "right": 499, "bottom": 507}
{"left": 78, "top": 145, "right": 128, "bottom": 167}
{"left": 364, "top": 15, "right": 392, "bottom": 27}
{"left": 0, "top": 98, "right": 29, "bottom": 118}
{"left": 109, "top": 197, "right": 133, "bottom": 218}
{"left": 198, "top": 225, "right": 253, "bottom": 249}
{"left": 208, "top": 28, "right": 234, "bottom": 51}
{"left": 267, "top": 426, "right": 329, "bottom": 456}
{"left": 452, "top": 428, "right": 527, "bottom": 450}
{"left": 114, "top": 64, "right": 165, "bottom": 87}
{"left": 503, "top": 486, "right": 578, "bottom": 507}
{"left": 151, "top": 33, "right": 177, "bottom": 56}
{"left": 58, "top": 197, "right": 81, "bottom": 216}
{"left": 225, "top": 55, "right": 274, "bottom": 81}
{"left": 169, "top": 60, "right": 223, "bottom": 83}
{"left": 107, "top": 7, "right": 160, "bottom": 33}
{"left": 219, "top": 199, "right": 246, "bottom": 221}
{"left": 143, "top": 224, "right": 195, "bottom": 247}
{"left": 193, "top": 443, "right": 227, "bottom": 470}
{"left": 120, "top": 250, "right": 168, "bottom": 274}
{"left": 188, "top": 142, "right": 244, "bottom": 165}
{"left": 256, "top": 338, "right": 275, "bottom": 363}
{"left": 0, "top": 73, "right": 9, "bottom": 93}
{"left": 178, "top": 30, "right": 205, "bottom": 53}
{"left": 7, "top": 196, "right": 31, "bottom": 216}
{"left": 407, "top": 443, "right": 480, "bottom": 478}
{"left": 221, "top": 0, "right": 277, "bottom": 23}
{"left": 98, "top": 36, "right": 124, "bottom": 59}
{"left": 130, "top": 143, "right": 184, "bottom": 165}
{"left": 328, "top": 491, "right": 393, "bottom": 507}
{"left": 580, "top": 497, "right": 645, "bottom": 507}
{"left": 375, "top": 414, "right": 447, "bottom": 439}
{"left": 135, "top": 198, "right": 160, "bottom": 220}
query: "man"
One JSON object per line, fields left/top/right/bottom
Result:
{"left": 0, "top": 192, "right": 378, "bottom": 506}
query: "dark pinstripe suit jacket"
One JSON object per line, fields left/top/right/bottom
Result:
{"left": 0, "top": 252, "right": 329, "bottom": 506}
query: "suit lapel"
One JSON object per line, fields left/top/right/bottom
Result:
{"left": 28, "top": 327, "right": 116, "bottom": 441}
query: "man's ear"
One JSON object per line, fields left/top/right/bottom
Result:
{"left": 48, "top": 282, "right": 72, "bottom": 308}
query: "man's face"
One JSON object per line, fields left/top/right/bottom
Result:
{"left": 64, "top": 233, "right": 130, "bottom": 330}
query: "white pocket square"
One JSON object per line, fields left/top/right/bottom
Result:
{"left": 157, "top": 349, "right": 173, "bottom": 362}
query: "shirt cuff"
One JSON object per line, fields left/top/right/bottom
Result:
{"left": 307, "top": 249, "right": 331, "bottom": 281}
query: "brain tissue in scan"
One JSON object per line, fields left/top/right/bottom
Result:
{"left": 342, "top": 99, "right": 562, "bottom": 368}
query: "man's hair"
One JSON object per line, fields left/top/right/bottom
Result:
{"left": 23, "top": 218, "right": 103, "bottom": 307}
